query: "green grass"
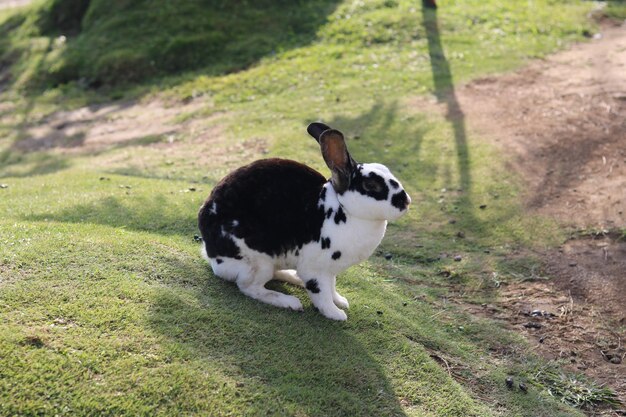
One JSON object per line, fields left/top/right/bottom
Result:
{"left": 0, "top": 0, "right": 620, "bottom": 415}
{"left": 604, "top": 0, "right": 626, "bottom": 20}
{"left": 0, "top": 172, "right": 581, "bottom": 416}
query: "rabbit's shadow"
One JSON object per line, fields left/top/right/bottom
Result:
{"left": 148, "top": 255, "right": 408, "bottom": 416}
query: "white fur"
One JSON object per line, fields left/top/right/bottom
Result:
{"left": 204, "top": 166, "right": 410, "bottom": 321}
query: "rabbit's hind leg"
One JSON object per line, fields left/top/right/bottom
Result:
{"left": 236, "top": 261, "right": 303, "bottom": 311}
{"left": 209, "top": 256, "right": 250, "bottom": 282}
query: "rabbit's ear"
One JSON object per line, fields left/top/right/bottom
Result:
{"left": 319, "top": 129, "right": 356, "bottom": 194}
{"left": 307, "top": 122, "right": 331, "bottom": 144}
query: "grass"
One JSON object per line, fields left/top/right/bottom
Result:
{"left": 0, "top": 0, "right": 622, "bottom": 415}
{"left": 605, "top": 0, "right": 626, "bottom": 20}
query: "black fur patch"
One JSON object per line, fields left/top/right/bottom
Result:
{"left": 349, "top": 170, "right": 389, "bottom": 201}
{"left": 391, "top": 190, "right": 409, "bottom": 210}
{"left": 332, "top": 251, "right": 342, "bottom": 260}
{"left": 305, "top": 279, "right": 320, "bottom": 293}
{"left": 216, "top": 258, "right": 223, "bottom": 264}
{"left": 389, "top": 179, "right": 399, "bottom": 189}
{"left": 321, "top": 237, "right": 331, "bottom": 249}
{"left": 295, "top": 249, "right": 299, "bottom": 256}
{"left": 319, "top": 187, "right": 327, "bottom": 202}
{"left": 198, "top": 159, "right": 327, "bottom": 258}
{"left": 325, "top": 208, "right": 334, "bottom": 219}
{"left": 334, "top": 207, "right": 347, "bottom": 224}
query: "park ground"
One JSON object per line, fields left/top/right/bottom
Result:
{"left": 0, "top": 1, "right": 625, "bottom": 416}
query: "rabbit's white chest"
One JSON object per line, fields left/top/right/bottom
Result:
{"left": 294, "top": 215, "right": 386, "bottom": 274}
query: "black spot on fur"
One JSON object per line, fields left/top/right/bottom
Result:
{"left": 321, "top": 237, "right": 331, "bottom": 249}
{"left": 334, "top": 207, "right": 347, "bottom": 224}
{"left": 391, "top": 190, "right": 409, "bottom": 211}
{"left": 325, "top": 208, "right": 333, "bottom": 219}
{"left": 319, "top": 187, "right": 327, "bottom": 202}
{"left": 332, "top": 251, "right": 342, "bottom": 260}
{"left": 349, "top": 170, "right": 389, "bottom": 201}
{"left": 305, "top": 279, "right": 320, "bottom": 293}
{"left": 198, "top": 159, "right": 327, "bottom": 258}
{"left": 295, "top": 249, "right": 299, "bottom": 256}
{"left": 216, "top": 258, "right": 223, "bottom": 264}
{"left": 389, "top": 179, "right": 399, "bottom": 189}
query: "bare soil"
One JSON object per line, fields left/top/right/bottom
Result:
{"left": 0, "top": 0, "right": 31, "bottom": 11}
{"left": 5, "top": 98, "right": 268, "bottom": 174}
{"left": 445, "top": 22, "right": 626, "bottom": 412}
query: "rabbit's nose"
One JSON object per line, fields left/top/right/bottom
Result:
{"left": 392, "top": 190, "right": 411, "bottom": 211}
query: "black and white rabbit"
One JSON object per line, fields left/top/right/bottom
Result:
{"left": 198, "top": 123, "right": 411, "bottom": 320}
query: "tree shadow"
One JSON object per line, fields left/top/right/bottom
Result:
{"left": 23, "top": 195, "right": 199, "bottom": 237}
{"left": 422, "top": 6, "right": 470, "bottom": 194}
{"left": 421, "top": 6, "right": 480, "bottom": 228}
{"left": 148, "top": 254, "right": 408, "bottom": 416}
{"left": 0, "top": 149, "right": 70, "bottom": 178}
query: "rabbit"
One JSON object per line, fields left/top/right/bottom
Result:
{"left": 198, "top": 122, "right": 411, "bottom": 320}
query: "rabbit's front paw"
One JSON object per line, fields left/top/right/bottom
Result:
{"left": 320, "top": 305, "right": 348, "bottom": 321}
{"left": 333, "top": 292, "right": 349, "bottom": 309}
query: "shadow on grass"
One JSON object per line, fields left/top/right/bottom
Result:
{"left": 323, "top": 101, "right": 434, "bottom": 184}
{"left": 421, "top": 5, "right": 476, "bottom": 216}
{"left": 148, "top": 255, "right": 408, "bottom": 416}
{"left": 24, "top": 195, "right": 198, "bottom": 237}
{"left": 0, "top": 149, "right": 70, "bottom": 178}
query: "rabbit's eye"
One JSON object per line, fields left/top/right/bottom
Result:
{"left": 363, "top": 179, "right": 383, "bottom": 193}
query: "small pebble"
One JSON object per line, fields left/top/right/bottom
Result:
{"left": 376, "top": 310, "right": 383, "bottom": 315}
{"left": 403, "top": 302, "right": 408, "bottom": 307}
{"left": 609, "top": 357, "right": 621, "bottom": 364}
{"left": 456, "top": 231, "right": 465, "bottom": 238}
{"left": 483, "top": 249, "right": 490, "bottom": 254}
{"left": 519, "top": 382, "right": 528, "bottom": 393}
{"left": 384, "top": 253, "right": 393, "bottom": 260}
{"left": 568, "top": 262, "right": 577, "bottom": 267}
{"left": 539, "top": 336, "right": 545, "bottom": 343}
{"left": 448, "top": 219, "right": 457, "bottom": 224}
{"left": 505, "top": 376, "right": 514, "bottom": 389}
{"left": 479, "top": 204, "right": 487, "bottom": 209}
{"left": 454, "top": 255, "right": 462, "bottom": 262}
{"left": 524, "top": 322, "right": 542, "bottom": 329}
{"left": 0, "top": 184, "right": 8, "bottom": 189}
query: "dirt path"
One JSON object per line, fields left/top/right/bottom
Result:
{"left": 445, "top": 22, "right": 626, "bottom": 411}
{"left": 0, "top": 0, "right": 31, "bottom": 11}
{"left": 460, "top": 24, "right": 625, "bottom": 230}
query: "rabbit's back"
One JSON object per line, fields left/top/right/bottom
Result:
{"left": 198, "top": 158, "right": 326, "bottom": 259}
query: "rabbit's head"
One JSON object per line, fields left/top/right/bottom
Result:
{"left": 308, "top": 123, "right": 411, "bottom": 221}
